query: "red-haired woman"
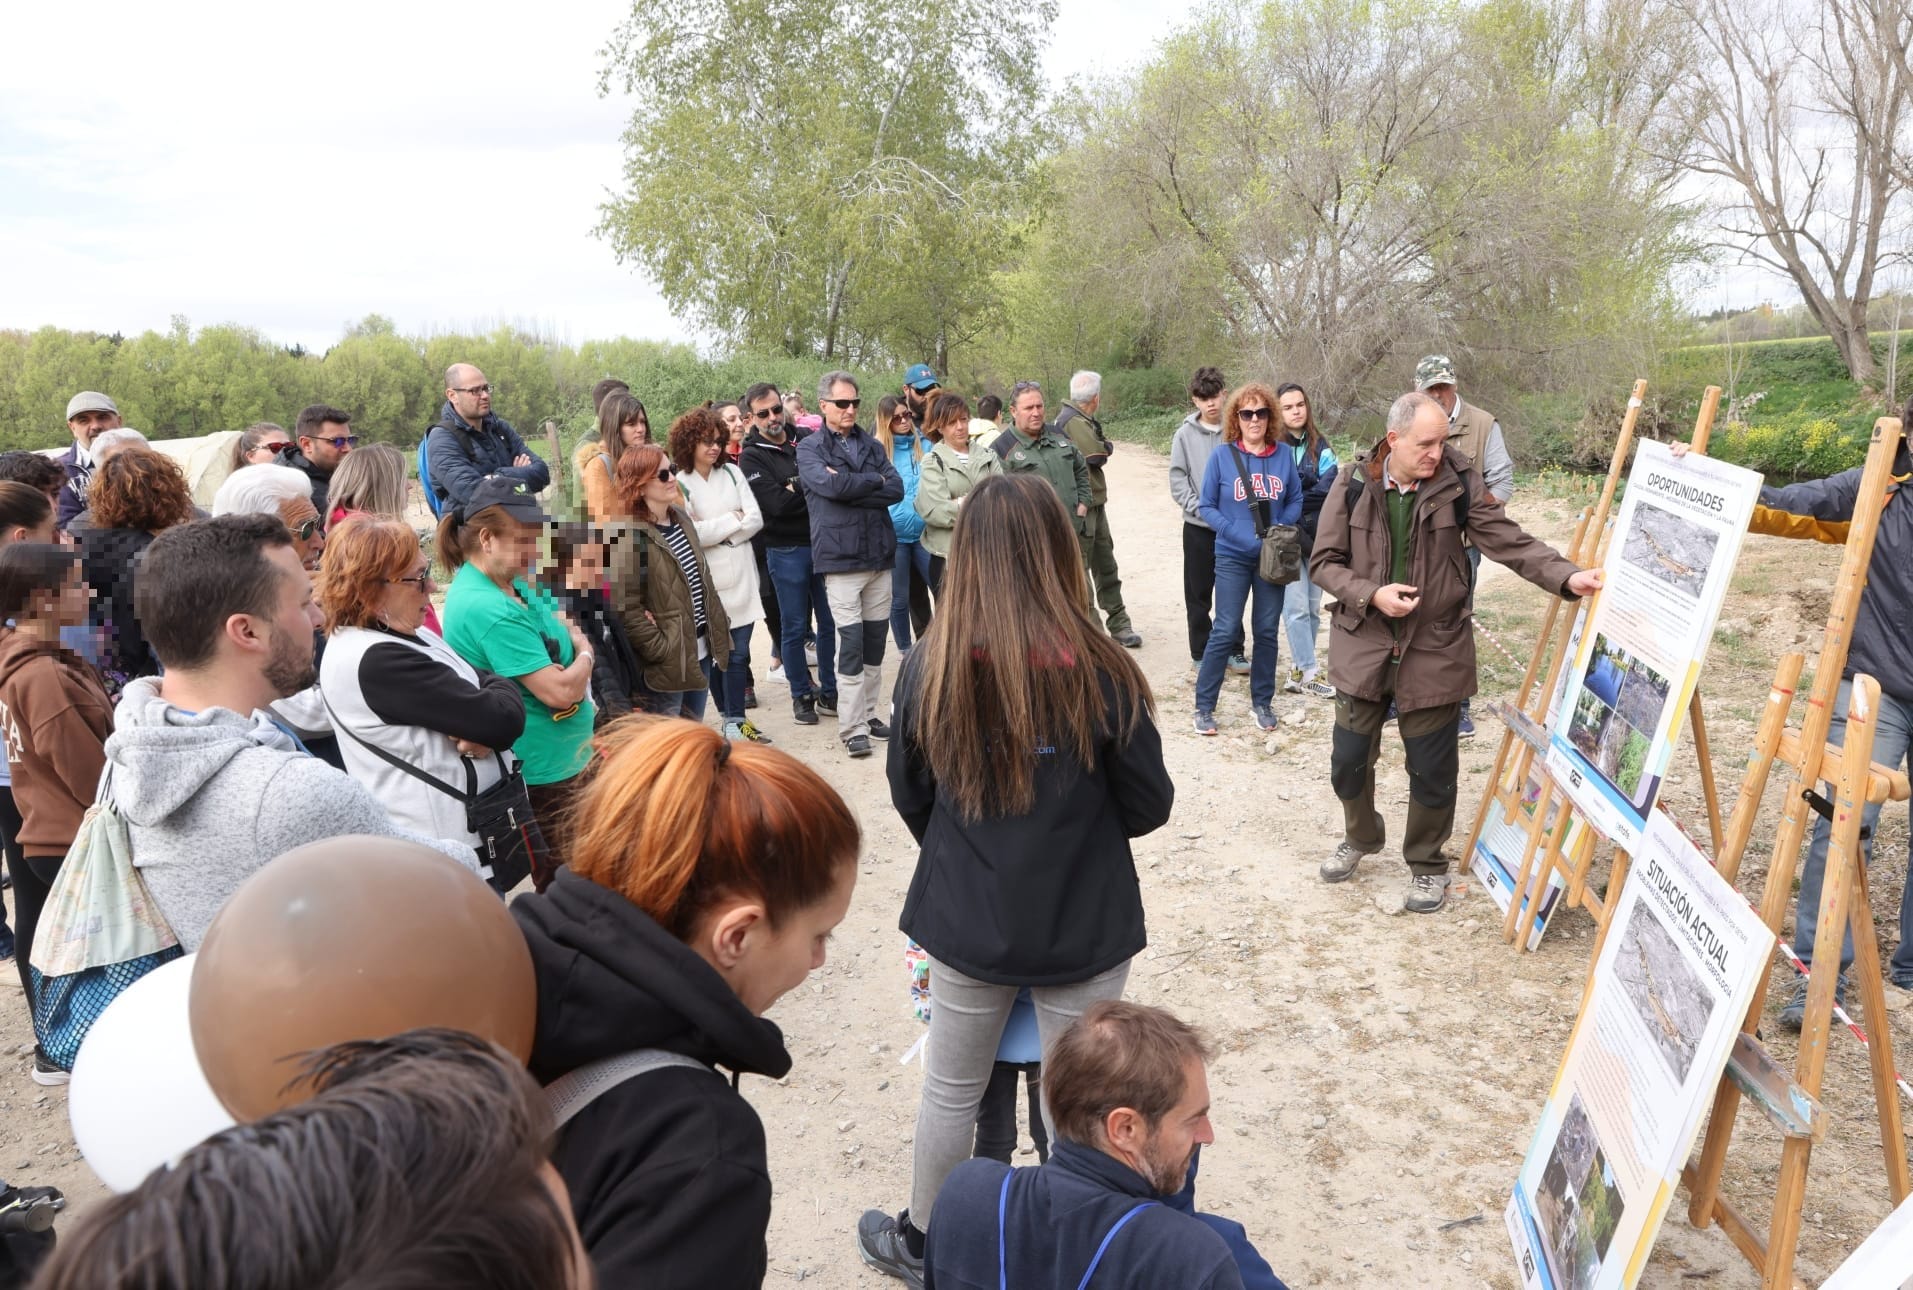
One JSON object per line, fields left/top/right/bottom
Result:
{"left": 513, "top": 717, "right": 860, "bottom": 1287}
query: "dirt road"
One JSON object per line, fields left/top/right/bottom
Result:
{"left": 4, "top": 440, "right": 1905, "bottom": 1288}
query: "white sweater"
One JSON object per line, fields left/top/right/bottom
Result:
{"left": 677, "top": 462, "right": 765, "bottom": 627}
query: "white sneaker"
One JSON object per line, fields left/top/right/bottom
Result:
{"left": 766, "top": 660, "right": 788, "bottom": 688}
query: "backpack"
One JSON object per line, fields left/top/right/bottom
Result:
{"left": 545, "top": 1049, "right": 717, "bottom": 1129}
{"left": 1343, "top": 459, "right": 1473, "bottom": 536}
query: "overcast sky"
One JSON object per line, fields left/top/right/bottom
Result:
{"left": 0, "top": 0, "right": 1787, "bottom": 352}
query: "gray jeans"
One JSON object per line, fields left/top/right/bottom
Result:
{"left": 910, "top": 956, "right": 1131, "bottom": 1229}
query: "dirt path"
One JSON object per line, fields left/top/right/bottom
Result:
{"left": 4, "top": 441, "right": 1905, "bottom": 1288}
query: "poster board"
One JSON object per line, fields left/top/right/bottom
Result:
{"left": 1545, "top": 442, "right": 1760, "bottom": 850}
{"left": 1506, "top": 810, "right": 1774, "bottom": 1289}
{"left": 1472, "top": 768, "right": 1584, "bottom": 949}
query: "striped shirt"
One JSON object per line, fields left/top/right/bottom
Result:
{"left": 656, "top": 522, "right": 709, "bottom": 637}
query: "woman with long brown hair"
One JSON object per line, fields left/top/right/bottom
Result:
{"left": 1275, "top": 381, "right": 1339, "bottom": 699}
{"left": 913, "top": 391, "right": 1001, "bottom": 594}
{"left": 78, "top": 446, "right": 198, "bottom": 686}
{"left": 575, "top": 391, "right": 650, "bottom": 523}
{"left": 856, "top": 472, "right": 1174, "bottom": 1281}
{"left": 513, "top": 717, "right": 859, "bottom": 1286}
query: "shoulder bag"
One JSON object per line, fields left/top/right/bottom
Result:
{"left": 1229, "top": 448, "right": 1302, "bottom": 585}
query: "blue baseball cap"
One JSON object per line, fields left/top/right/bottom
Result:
{"left": 903, "top": 363, "right": 940, "bottom": 391}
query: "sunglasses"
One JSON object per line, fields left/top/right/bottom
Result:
{"left": 1236, "top": 408, "right": 1273, "bottom": 422}
{"left": 264, "top": 441, "right": 296, "bottom": 456}
{"left": 290, "top": 517, "right": 320, "bottom": 541}
{"left": 752, "top": 404, "right": 784, "bottom": 419}
{"left": 313, "top": 435, "right": 359, "bottom": 450}
{"left": 822, "top": 398, "right": 861, "bottom": 410}
{"left": 389, "top": 572, "right": 435, "bottom": 590}
{"left": 655, "top": 465, "right": 678, "bottom": 483}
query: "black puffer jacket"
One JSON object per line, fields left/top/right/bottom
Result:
{"left": 1290, "top": 437, "right": 1340, "bottom": 555}
{"left": 513, "top": 870, "right": 793, "bottom": 1289}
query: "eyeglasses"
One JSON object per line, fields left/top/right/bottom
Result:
{"left": 822, "top": 398, "right": 861, "bottom": 410}
{"left": 891, "top": 411, "right": 911, "bottom": 423}
{"left": 290, "top": 518, "right": 320, "bottom": 541}
{"left": 752, "top": 404, "right": 784, "bottom": 419}
{"left": 314, "top": 435, "right": 358, "bottom": 450}
{"left": 389, "top": 572, "right": 435, "bottom": 590}
{"left": 263, "top": 441, "right": 296, "bottom": 455}
{"left": 655, "top": 465, "right": 678, "bottom": 483}
{"left": 1236, "top": 408, "right": 1273, "bottom": 422}
{"left": 452, "top": 384, "right": 492, "bottom": 396}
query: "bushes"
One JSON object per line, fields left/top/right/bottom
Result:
{"left": 1710, "top": 415, "right": 1870, "bottom": 479}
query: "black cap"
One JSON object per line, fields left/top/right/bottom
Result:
{"left": 457, "top": 475, "right": 550, "bottom": 525}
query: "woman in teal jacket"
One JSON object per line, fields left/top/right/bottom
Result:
{"left": 878, "top": 394, "right": 933, "bottom": 651}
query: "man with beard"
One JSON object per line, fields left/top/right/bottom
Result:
{"left": 740, "top": 381, "right": 837, "bottom": 725}
{"left": 902, "top": 363, "right": 940, "bottom": 428}
{"left": 284, "top": 404, "right": 358, "bottom": 519}
{"left": 425, "top": 364, "right": 549, "bottom": 513}
{"left": 917, "top": 1002, "right": 1278, "bottom": 1290}
{"left": 103, "top": 515, "right": 477, "bottom": 950}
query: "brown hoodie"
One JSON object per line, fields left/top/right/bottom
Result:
{"left": 0, "top": 629, "right": 111, "bottom": 855}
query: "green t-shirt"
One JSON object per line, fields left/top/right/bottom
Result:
{"left": 442, "top": 563, "right": 595, "bottom": 785}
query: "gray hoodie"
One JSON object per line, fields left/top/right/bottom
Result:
{"left": 1169, "top": 412, "right": 1226, "bottom": 529}
{"left": 106, "top": 676, "right": 480, "bottom": 951}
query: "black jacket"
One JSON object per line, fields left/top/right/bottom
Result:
{"left": 1290, "top": 436, "right": 1340, "bottom": 554}
{"left": 77, "top": 526, "right": 162, "bottom": 684}
{"left": 280, "top": 444, "right": 334, "bottom": 517}
{"left": 889, "top": 651, "right": 1174, "bottom": 985}
{"left": 740, "top": 426, "right": 814, "bottom": 548}
{"left": 925, "top": 1142, "right": 1245, "bottom": 1290}
{"left": 513, "top": 870, "right": 792, "bottom": 1289}
{"left": 795, "top": 423, "right": 904, "bottom": 573}
{"left": 425, "top": 402, "right": 552, "bottom": 510}
{"left": 557, "top": 586, "right": 647, "bottom": 723}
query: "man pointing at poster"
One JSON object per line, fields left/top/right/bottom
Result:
{"left": 1311, "top": 392, "right": 1602, "bottom": 913}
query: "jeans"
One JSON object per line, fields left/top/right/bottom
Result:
{"left": 1195, "top": 553, "right": 1281, "bottom": 713}
{"left": 0, "top": 788, "right": 19, "bottom": 968}
{"left": 639, "top": 659, "right": 711, "bottom": 720}
{"left": 1182, "top": 523, "right": 1244, "bottom": 663}
{"left": 766, "top": 547, "right": 837, "bottom": 701}
{"left": 911, "top": 956, "right": 1131, "bottom": 1229}
{"left": 1792, "top": 680, "right": 1913, "bottom": 979}
{"left": 891, "top": 540, "right": 934, "bottom": 651}
{"left": 1282, "top": 565, "right": 1323, "bottom": 678}
{"left": 824, "top": 569, "right": 891, "bottom": 739}
{"left": 708, "top": 624, "right": 755, "bottom": 722}
{"left": 754, "top": 538, "right": 781, "bottom": 664}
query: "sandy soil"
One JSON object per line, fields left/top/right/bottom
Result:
{"left": 4, "top": 441, "right": 1907, "bottom": 1288}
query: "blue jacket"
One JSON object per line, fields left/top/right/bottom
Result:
{"left": 925, "top": 1141, "right": 1246, "bottom": 1290}
{"left": 425, "top": 402, "right": 551, "bottom": 510}
{"left": 889, "top": 434, "right": 926, "bottom": 543}
{"left": 795, "top": 424, "right": 904, "bottom": 574}
{"left": 1199, "top": 441, "right": 1302, "bottom": 564}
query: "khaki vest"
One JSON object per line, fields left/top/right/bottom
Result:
{"left": 1445, "top": 401, "right": 1496, "bottom": 470}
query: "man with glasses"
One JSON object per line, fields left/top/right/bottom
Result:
{"left": 425, "top": 364, "right": 550, "bottom": 514}
{"left": 993, "top": 381, "right": 1092, "bottom": 541}
{"left": 796, "top": 372, "right": 903, "bottom": 759}
{"left": 55, "top": 391, "right": 123, "bottom": 531}
{"left": 741, "top": 382, "right": 838, "bottom": 727}
{"left": 285, "top": 404, "right": 358, "bottom": 519}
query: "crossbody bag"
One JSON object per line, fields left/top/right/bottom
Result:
{"left": 1229, "top": 447, "right": 1302, "bottom": 584}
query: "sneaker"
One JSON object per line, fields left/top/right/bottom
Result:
{"left": 1457, "top": 710, "right": 1475, "bottom": 739}
{"left": 1283, "top": 667, "right": 1304, "bottom": 694}
{"left": 856, "top": 1209, "right": 926, "bottom": 1289}
{"left": 868, "top": 717, "right": 891, "bottom": 740}
{"left": 1226, "top": 654, "right": 1251, "bottom": 676}
{"left": 805, "top": 637, "right": 819, "bottom": 667}
{"left": 768, "top": 659, "right": 785, "bottom": 684}
{"left": 1383, "top": 700, "right": 1398, "bottom": 724}
{"left": 1112, "top": 629, "right": 1143, "bottom": 649}
{"left": 1193, "top": 710, "right": 1219, "bottom": 735}
{"left": 1320, "top": 841, "right": 1368, "bottom": 883}
{"left": 1254, "top": 705, "right": 1279, "bottom": 732}
{"left": 1301, "top": 671, "right": 1335, "bottom": 699}
{"left": 793, "top": 694, "right": 818, "bottom": 725}
{"left": 1778, "top": 972, "right": 1851, "bottom": 1033}
{"left": 745, "top": 686, "right": 758, "bottom": 710}
{"left": 1404, "top": 872, "right": 1450, "bottom": 914}
{"left": 738, "top": 720, "right": 773, "bottom": 744}
{"left": 816, "top": 692, "right": 839, "bottom": 717}
{"left": 844, "top": 734, "right": 874, "bottom": 759}
{"left": 722, "top": 720, "right": 747, "bottom": 742}
{"left": 31, "top": 1048, "right": 70, "bottom": 1087}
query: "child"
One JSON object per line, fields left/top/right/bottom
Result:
{"left": 906, "top": 943, "right": 1050, "bottom": 1164}
{"left": 548, "top": 523, "right": 647, "bottom": 725}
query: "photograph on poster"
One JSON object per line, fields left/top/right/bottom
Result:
{"left": 1613, "top": 901, "right": 1713, "bottom": 1084}
{"left": 1536, "top": 1093, "right": 1625, "bottom": 1290}
{"left": 1564, "top": 635, "right": 1670, "bottom": 810}
{"left": 1620, "top": 502, "right": 1719, "bottom": 598}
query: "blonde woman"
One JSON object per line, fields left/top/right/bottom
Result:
{"left": 327, "top": 442, "right": 409, "bottom": 527}
{"left": 914, "top": 392, "right": 1000, "bottom": 594}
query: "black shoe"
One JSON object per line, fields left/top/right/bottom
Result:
{"left": 793, "top": 694, "right": 818, "bottom": 725}
{"left": 868, "top": 717, "right": 891, "bottom": 740}
{"left": 31, "top": 1048, "right": 69, "bottom": 1088}
{"left": 816, "top": 692, "right": 839, "bottom": 717}
{"left": 856, "top": 1209, "right": 926, "bottom": 1288}
{"left": 844, "top": 734, "right": 873, "bottom": 758}
{"left": 745, "top": 686, "right": 758, "bottom": 710}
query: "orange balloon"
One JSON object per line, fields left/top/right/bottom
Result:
{"left": 189, "top": 836, "right": 536, "bottom": 1121}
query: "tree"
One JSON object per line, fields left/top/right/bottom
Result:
{"left": 595, "top": 0, "right": 1055, "bottom": 364}
{"left": 1678, "top": 0, "right": 1913, "bottom": 387}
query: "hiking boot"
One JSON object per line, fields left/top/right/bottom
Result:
{"left": 816, "top": 692, "right": 839, "bottom": 717}
{"left": 1284, "top": 667, "right": 1304, "bottom": 694}
{"left": 857, "top": 1209, "right": 926, "bottom": 1288}
{"left": 745, "top": 686, "right": 759, "bottom": 710}
{"left": 793, "top": 694, "right": 818, "bottom": 725}
{"left": 868, "top": 717, "right": 891, "bottom": 740}
{"left": 1227, "top": 654, "right": 1251, "bottom": 676}
{"left": 1112, "top": 629, "right": 1143, "bottom": 649}
{"left": 31, "top": 1048, "right": 69, "bottom": 1088}
{"left": 1194, "top": 710, "right": 1219, "bottom": 736}
{"left": 738, "top": 720, "right": 773, "bottom": 744}
{"left": 1457, "top": 699, "right": 1474, "bottom": 738}
{"left": 1300, "top": 672, "right": 1335, "bottom": 698}
{"left": 844, "top": 734, "right": 873, "bottom": 759}
{"left": 1254, "top": 705, "right": 1279, "bottom": 732}
{"left": 1779, "top": 972, "right": 1850, "bottom": 1033}
{"left": 1320, "top": 841, "right": 1368, "bottom": 883}
{"left": 1404, "top": 872, "right": 1450, "bottom": 914}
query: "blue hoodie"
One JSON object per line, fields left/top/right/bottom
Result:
{"left": 889, "top": 434, "right": 926, "bottom": 543}
{"left": 1198, "top": 440, "right": 1302, "bottom": 563}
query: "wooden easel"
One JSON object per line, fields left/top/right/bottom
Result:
{"left": 1677, "top": 416, "right": 1913, "bottom": 1289}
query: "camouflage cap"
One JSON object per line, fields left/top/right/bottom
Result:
{"left": 1415, "top": 355, "right": 1458, "bottom": 390}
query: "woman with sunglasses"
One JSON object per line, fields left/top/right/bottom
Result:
{"left": 1275, "top": 382, "right": 1338, "bottom": 699}
{"left": 1193, "top": 381, "right": 1301, "bottom": 736}
{"left": 576, "top": 391, "right": 650, "bottom": 524}
{"left": 670, "top": 408, "right": 767, "bottom": 743}
{"left": 609, "top": 443, "right": 732, "bottom": 722}
{"left": 317, "top": 517, "right": 527, "bottom": 875}
{"left": 228, "top": 421, "right": 294, "bottom": 471}
{"left": 876, "top": 394, "right": 933, "bottom": 651}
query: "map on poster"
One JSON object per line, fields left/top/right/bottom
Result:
{"left": 1545, "top": 441, "right": 1761, "bottom": 851}
{"left": 1506, "top": 810, "right": 1773, "bottom": 1290}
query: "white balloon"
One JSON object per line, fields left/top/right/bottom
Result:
{"left": 68, "top": 953, "right": 235, "bottom": 1192}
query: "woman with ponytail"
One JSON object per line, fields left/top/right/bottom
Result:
{"left": 512, "top": 716, "right": 860, "bottom": 1288}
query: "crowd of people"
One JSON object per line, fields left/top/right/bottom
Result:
{"left": 0, "top": 350, "right": 1636, "bottom": 1289}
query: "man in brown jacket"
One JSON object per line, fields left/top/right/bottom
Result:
{"left": 1309, "top": 392, "right": 1602, "bottom": 913}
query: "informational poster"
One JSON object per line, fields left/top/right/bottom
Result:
{"left": 1471, "top": 768, "right": 1585, "bottom": 950}
{"left": 1506, "top": 811, "right": 1774, "bottom": 1290}
{"left": 1546, "top": 442, "right": 1761, "bottom": 850}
